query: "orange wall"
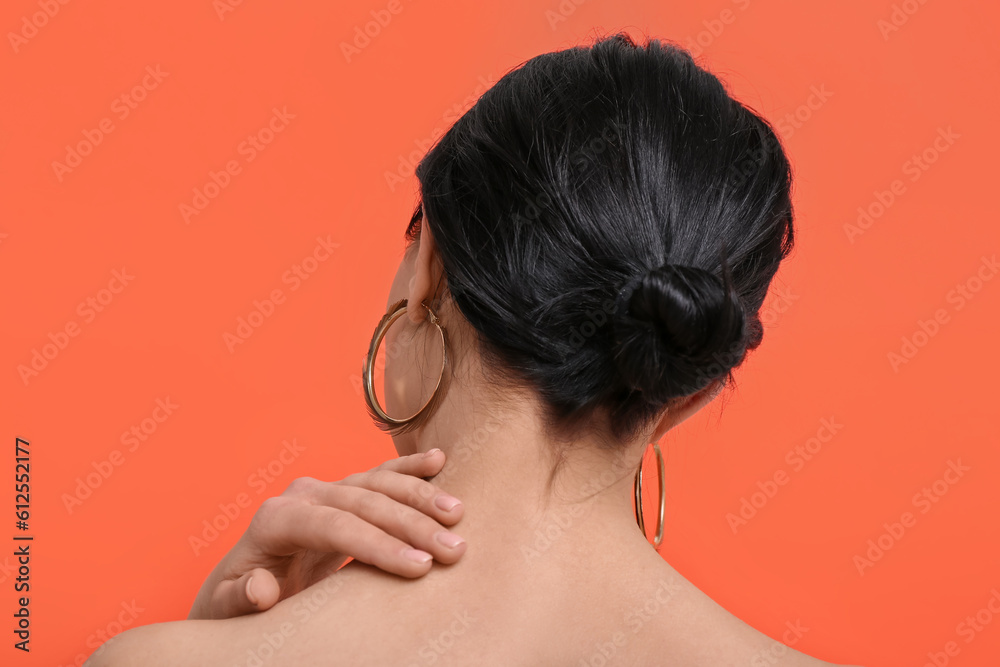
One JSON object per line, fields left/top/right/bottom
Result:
{"left": 1, "top": 1, "right": 998, "bottom": 665}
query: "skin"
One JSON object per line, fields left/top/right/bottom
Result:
{"left": 85, "top": 209, "right": 863, "bottom": 666}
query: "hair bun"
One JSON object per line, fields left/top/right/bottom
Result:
{"left": 611, "top": 264, "right": 747, "bottom": 402}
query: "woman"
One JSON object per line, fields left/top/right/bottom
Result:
{"left": 87, "top": 33, "right": 863, "bottom": 666}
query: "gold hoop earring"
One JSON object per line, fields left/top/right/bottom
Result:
{"left": 362, "top": 298, "right": 447, "bottom": 432}
{"left": 633, "top": 441, "right": 665, "bottom": 548}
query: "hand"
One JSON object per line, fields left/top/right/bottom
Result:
{"left": 188, "top": 448, "right": 465, "bottom": 620}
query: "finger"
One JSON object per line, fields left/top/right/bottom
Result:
{"left": 316, "top": 484, "right": 467, "bottom": 564}
{"left": 277, "top": 449, "right": 443, "bottom": 504}
{"left": 330, "top": 482, "right": 466, "bottom": 563}
{"left": 348, "top": 467, "right": 465, "bottom": 527}
{"left": 375, "top": 448, "right": 447, "bottom": 479}
{"left": 248, "top": 479, "right": 465, "bottom": 568}
{"left": 210, "top": 568, "right": 281, "bottom": 619}
{"left": 268, "top": 502, "right": 450, "bottom": 577}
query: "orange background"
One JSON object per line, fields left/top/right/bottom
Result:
{"left": 1, "top": 0, "right": 998, "bottom": 665}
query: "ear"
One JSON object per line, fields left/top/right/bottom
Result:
{"left": 406, "top": 208, "right": 443, "bottom": 324}
{"left": 648, "top": 380, "right": 725, "bottom": 443}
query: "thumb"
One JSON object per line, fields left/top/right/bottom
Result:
{"left": 210, "top": 568, "right": 281, "bottom": 619}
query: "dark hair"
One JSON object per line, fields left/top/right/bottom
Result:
{"left": 407, "top": 32, "right": 794, "bottom": 446}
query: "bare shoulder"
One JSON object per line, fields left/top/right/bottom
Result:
{"left": 83, "top": 557, "right": 864, "bottom": 667}
{"left": 625, "top": 556, "right": 856, "bottom": 666}
{"left": 84, "top": 566, "right": 433, "bottom": 667}
{"left": 83, "top": 614, "right": 254, "bottom": 667}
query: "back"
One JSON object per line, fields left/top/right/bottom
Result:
{"left": 214, "top": 547, "right": 842, "bottom": 666}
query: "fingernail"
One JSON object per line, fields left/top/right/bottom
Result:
{"left": 246, "top": 576, "right": 259, "bottom": 606}
{"left": 424, "top": 448, "right": 441, "bottom": 458}
{"left": 404, "top": 548, "right": 433, "bottom": 564}
{"left": 434, "top": 494, "right": 461, "bottom": 512}
{"left": 435, "top": 531, "right": 465, "bottom": 549}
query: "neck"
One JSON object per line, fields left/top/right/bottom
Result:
{"left": 403, "top": 380, "right": 659, "bottom": 569}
